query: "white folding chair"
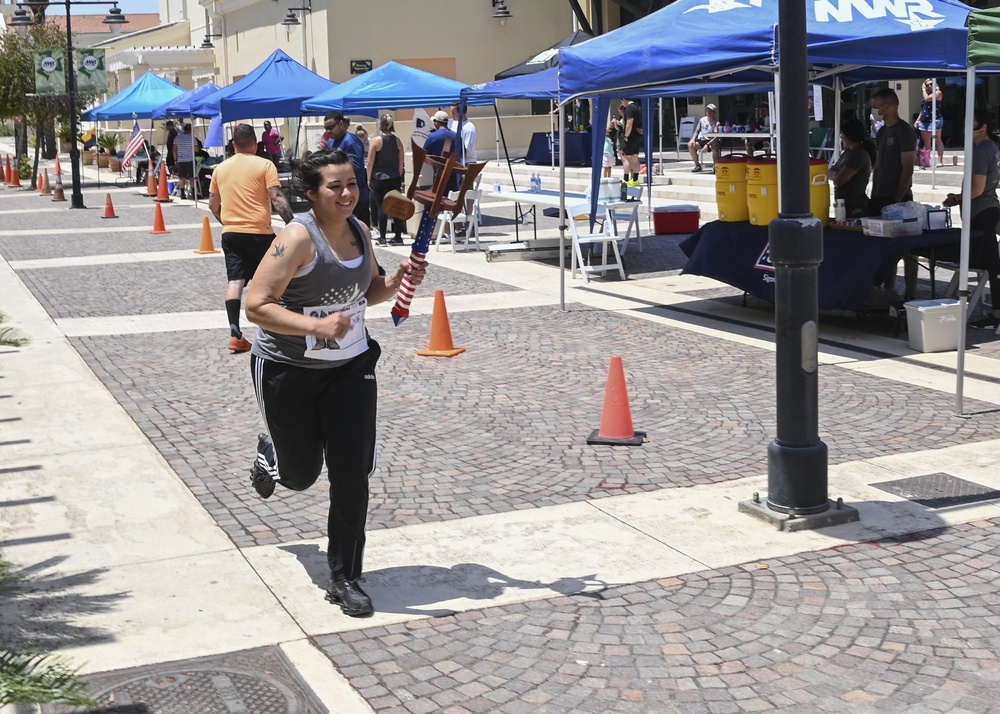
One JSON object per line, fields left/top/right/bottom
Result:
{"left": 677, "top": 116, "right": 696, "bottom": 159}
{"left": 941, "top": 263, "right": 991, "bottom": 321}
{"left": 568, "top": 202, "right": 625, "bottom": 283}
{"left": 434, "top": 189, "right": 482, "bottom": 252}
{"left": 608, "top": 185, "right": 643, "bottom": 254}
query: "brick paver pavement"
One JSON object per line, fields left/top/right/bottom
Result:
{"left": 68, "top": 302, "right": 1000, "bottom": 547}
{"left": 315, "top": 519, "right": 1000, "bottom": 714}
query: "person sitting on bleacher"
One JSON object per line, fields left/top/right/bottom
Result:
{"left": 688, "top": 104, "right": 720, "bottom": 173}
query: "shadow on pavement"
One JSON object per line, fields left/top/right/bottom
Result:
{"left": 281, "top": 543, "right": 619, "bottom": 617}
{"left": 0, "top": 554, "right": 127, "bottom": 651}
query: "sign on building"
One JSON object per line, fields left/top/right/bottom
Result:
{"left": 350, "top": 59, "right": 372, "bottom": 74}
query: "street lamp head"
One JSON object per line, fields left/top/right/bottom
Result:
{"left": 200, "top": 36, "right": 216, "bottom": 49}
{"left": 10, "top": 7, "right": 35, "bottom": 36}
{"left": 280, "top": 9, "right": 301, "bottom": 26}
{"left": 491, "top": 0, "right": 512, "bottom": 25}
{"left": 102, "top": 6, "right": 129, "bottom": 36}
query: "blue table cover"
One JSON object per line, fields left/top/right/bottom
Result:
{"left": 525, "top": 131, "right": 592, "bottom": 166}
{"left": 680, "top": 221, "right": 962, "bottom": 311}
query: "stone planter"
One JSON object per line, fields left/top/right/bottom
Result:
{"left": 61, "top": 140, "right": 73, "bottom": 153}
{"left": 109, "top": 158, "right": 122, "bottom": 173}
{"left": 81, "top": 150, "right": 95, "bottom": 166}
{"left": 97, "top": 153, "right": 110, "bottom": 168}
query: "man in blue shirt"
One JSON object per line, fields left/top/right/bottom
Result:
{"left": 423, "top": 111, "right": 460, "bottom": 192}
{"left": 322, "top": 110, "right": 370, "bottom": 226}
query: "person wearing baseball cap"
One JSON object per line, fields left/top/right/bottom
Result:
{"left": 322, "top": 109, "right": 370, "bottom": 225}
{"left": 423, "top": 110, "right": 460, "bottom": 191}
{"left": 688, "top": 103, "right": 720, "bottom": 172}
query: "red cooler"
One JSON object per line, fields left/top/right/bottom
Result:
{"left": 653, "top": 204, "right": 700, "bottom": 234}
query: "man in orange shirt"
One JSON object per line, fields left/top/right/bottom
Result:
{"left": 209, "top": 124, "right": 294, "bottom": 352}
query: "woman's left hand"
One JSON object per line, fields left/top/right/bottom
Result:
{"left": 399, "top": 259, "right": 426, "bottom": 286}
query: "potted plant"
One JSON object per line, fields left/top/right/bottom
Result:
{"left": 57, "top": 126, "right": 74, "bottom": 153}
{"left": 96, "top": 133, "right": 119, "bottom": 168}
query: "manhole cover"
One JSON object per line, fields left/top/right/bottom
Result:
{"left": 872, "top": 472, "right": 1000, "bottom": 509}
{"left": 42, "top": 646, "right": 326, "bottom": 714}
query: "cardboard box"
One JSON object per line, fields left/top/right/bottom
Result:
{"left": 905, "top": 299, "right": 960, "bottom": 352}
{"left": 653, "top": 204, "right": 700, "bottom": 234}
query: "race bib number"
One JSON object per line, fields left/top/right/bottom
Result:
{"left": 303, "top": 298, "right": 367, "bottom": 361}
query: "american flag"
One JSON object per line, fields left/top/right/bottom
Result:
{"left": 121, "top": 120, "right": 144, "bottom": 169}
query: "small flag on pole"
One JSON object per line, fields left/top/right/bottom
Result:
{"left": 122, "top": 120, "right": 144, "bottom": 169}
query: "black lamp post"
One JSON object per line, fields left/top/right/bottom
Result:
{"left": 10, "top": 0, "right": 128, "bottom": 209}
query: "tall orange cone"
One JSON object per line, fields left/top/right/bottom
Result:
{"left": 154, "top": 161, "right": 172, "bottom": 202}
{"left": 145, "top": 159, "right": 157, "bottom": 197}
{"left": 36, "top": 173, "right": 43, "bottom": 192}
{"left": 149, "top": 201, "right": 170, "bottom": 234}
{"left": 9, "top": 162, "right": 22, "bottom": 188}
{"left": 40, "top": 169, "right": 51, "bottom": 196}
{"left": 51, "top": 171, "right": 66, "bottom": 202}
{"left": 587, "top": 355, "right": 644, "bottom": 445}
{"left": 194, "top": 216, "right": 220, "bottom": 254}
{"left": 416, "top": 289, "right": 465, "bottom": 357}
{"left": 53, "top": 154, "right": 62, "bottom": 177}
{"left": 4, "top": 156, "right": 11, "bottom": 185}
{"left": 101, "top": 192, "right": 118, "bottom": 219}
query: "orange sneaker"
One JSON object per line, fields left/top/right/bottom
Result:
{"left": 228, "top": 336, "right": 252, "bottom": 353}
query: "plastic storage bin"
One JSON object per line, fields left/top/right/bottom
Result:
{"left": 653, "top": 205, "right": 700, "bottom": 234}
{"left": 905, "top": 299, "right": 960, "bottom": 352}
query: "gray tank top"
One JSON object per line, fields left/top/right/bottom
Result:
{"left": 251, "top": 213, "right": 373, "bottom": 369}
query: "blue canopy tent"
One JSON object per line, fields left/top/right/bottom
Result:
{"left": 190, "top": 49, "right": 337, "bottom": 121}
{"left": 152, "top": 82, "right": 221, "bottom": 120}
{"left": 558, "top": 0, "right": 976, "bottom": 101}
{"left": 82, "top": 71, "right": 185, "bottom": 121}
{"left": 301, "top": 61, "right": 493, "bottom": 116}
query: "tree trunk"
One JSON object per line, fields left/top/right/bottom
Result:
{"left": 41, "top": 122, "right": 56, "bottom": 160}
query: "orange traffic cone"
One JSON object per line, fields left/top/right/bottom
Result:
{"left": 154, "top": 161, "right": 172, "bottom": 203}
{"left": 101, "top": 192, "right": 118, "bottom": 219}
{"left": 40, "top": 169, "right": 51, "bottom": 196}
{"left": 36, "top": 173, "right": 43, "bottom": 192}
{"left": 51, "top": 171, "right": 66, "bottom": 202}
{"left": 4, "top": 156, "right": 12, "bottom": 186}
{"left": 587, "top": 355, "right": 644, "bottom": 445}
{"left": 9, "top": 163, "right": 22, "bottom": 188}
{"left": 53, "top": 154, "right": 62, "bottom": 177}
{"left": 145, "top": 159, "right": 157, "bottom": 197}
{"left": 416, "top": 289, "right": 465, "bottom": 357}
{"left": 149, "top": 201, "right": 170, "bottom": 234}
{"left": 194, "top": 216, "right": 220, "bottom": 254}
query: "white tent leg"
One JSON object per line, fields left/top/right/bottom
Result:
{"left": 955, "top": 66, "right": 976, "bottom": 417}
{"left": 558, "top": 103, "right": 567, "bottom": 311}
{"left": 658, "top": 97, "right": 663, "bottom": 176}
{"left": 673, "top": 98, "right": 680, "bottom": 160}
{"left": 931, "top": 78, "right": 939, "bottom": 190}
{"left": 833, "top": 76, "right": 843, "bottom": 163}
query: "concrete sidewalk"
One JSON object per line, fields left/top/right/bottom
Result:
{"left": 2, "top": 143, "right": 1000, "bottom": 713}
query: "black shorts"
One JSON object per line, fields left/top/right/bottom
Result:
{"left": 696, "top": 137, "right": 712, "bottom": 148}
{"left": 624, "top": 133, "right": 643, "bottom": 155}
{"left": 221, "top": 232, "right": 275, "bottom": 282}
{"left": 176, "top": 163, "right": 195, "bottom": 179}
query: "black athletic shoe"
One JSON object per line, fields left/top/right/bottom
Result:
{"left": 250, "top": 433, "right": 277, "bottom": 499}
{"left": 969, "top": 315, "right": 1000, "bottom": 331}
{"left": 325, "top": 578, "right": 374, "bottom": 617}
{"left": 388, "top": 237, "right": 404, "bottom": 246}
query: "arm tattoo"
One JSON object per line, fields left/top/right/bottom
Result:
{"left": 271, "top": 192, "right": 294, "bottom": 224}
{"left": 271, "top": 243, "right": 286, "bottom": 259}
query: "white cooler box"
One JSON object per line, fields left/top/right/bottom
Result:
{"left": 905, "top": 299, "right": 960, "bottom": 353}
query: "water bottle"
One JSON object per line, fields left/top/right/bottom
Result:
{"left": 834, "top": 199, "right": 846, "bottom": 222}
{"left": 530, "top": 173, "right": 537, "bottom": 193}
{"left": 536, "top": 173, "right": 542, "bottom": 193}
{"left": 725, "top": 120, "right": 732, "bottom": 134}
{"left": 493, "top": 180, "right": 501, "bottom": 194}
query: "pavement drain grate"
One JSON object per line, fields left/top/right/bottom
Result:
{"left": 871, "top": 472, "right": 1000, "bottom": 509}
{"left": 41, "top": 646, "right": 326, "bottom": 714}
